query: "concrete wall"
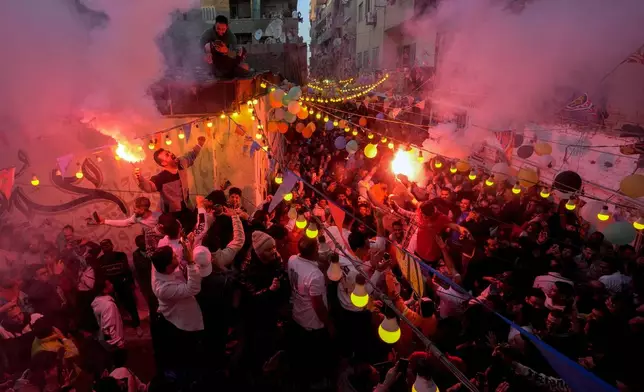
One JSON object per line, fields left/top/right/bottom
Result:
{"left": 355, "top": 0, "right": 384, "bottom": 69}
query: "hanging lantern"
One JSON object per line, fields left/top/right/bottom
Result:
{"left": 283, "top": 192, "right": 293, "bottom": 202}
{"left": 253, "top": 99, "right": 259, "bottom": 105}
{"left": 316, "top": 113, "right": 322, "bottom": 120}
{"left": 148, "top": 140, "right": 155, "bottom": 150}
{"left": 597, "top": 205, "right": 611, "bottom": 221}
{"left": 378, "top": 313, "right": 401, "bottom": 344}
{"left": 485, "top": 176, "right": 495, "bottom": 187}
{"left": 468, "top": 170, "right": 477, "bottom": 181}
{"left": 368, "top": 133, "right": 374, "bottom": 140}
{"left": 381, "top": 137, "right": 388, "bottom": 143}
{"left": 309, "top": 109, "right": 314, "bottom": 115}
{"left": 417, "top": 151, "right": 424, "bottom": 163}
{"left": 434, "top": 158, "right": 443, "bottom": 169}
{"left": 333, "top": 120, "right": 339, "bottom": 127}
{"left": 344, "top": 127, "right": 350, "bottom": 133}
{"left": 75, "top": 168, "right": 84, "bottom": 179}
{"left": 165, "top": 136, "right": 172, "bottom": 145}
{"left": 352, "top": 129, "right": 358, "bottom": 136}
{"left": 256, "top": 132, "right": 263, "bottom": 140}
{"left": 327, "top": 258, "right": 343, "bottom": 281}
{"left": 388, "top": 142, "right": 394, "bottom": 149}
{"left": 220, "top": 113, "right": 226, "bottom": 119}
{"left": 450, "top": 164, "right": 457, "bottom": 174}
{"left": 323, "top": 116, "right": 329, "bottom": 122}
{"left": 275, "top": 172, "right": 283, "bottom": 184}
{"left": 306, "top": 223, "right": 319, "bottom": 238}
{"left": 232, "top": 111, "right": 239, "bottom": 118}
{"left": 512, "top": 182, "right": 522, "bottom": 195}
{"left": 288, "top": 207, "right": 298, "bottom": 220}
{"left": 540, "top": 188, "right": 551, "bottom": 198}
{"left": 30, "top": 175, "right": 40, "bottom": 187}
{"left": 260, "top": 82, "right": 267, "bottom": 88}
{"left": 364, "top": 143, "right": 378, "bottom": 158}
{"left": 178, "top": 130, "right": 185, "bottom": 139}
{"left": 350, "top": 275, "right": 369, "bottom": 308}
{"left": 565, "top": 197, "right": 577, "bottom": 211}
{"left": 633, "top": 217, "right": 644, "bottom": 230}
{"left": 206, "top": 121, "right": 213, "bottom": 128}
{"left": 295, "top": 215, "right": 308, "bottom": 229}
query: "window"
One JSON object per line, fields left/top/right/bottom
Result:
{"left": 358, "top": 2, "right": 363, "bottom": 22}
{"left": 363, "top": 51, "right": 370, "bottom": 69}
{"left": 366, "top": 0, "right": 371, "bottom": 16}
{"left": 357, "top": 53, "right": 362, "bottom": 68}
{"left": 372, "top": 46, "right": 379, "bottom": 68}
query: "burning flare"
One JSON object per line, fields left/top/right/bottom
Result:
{"left": 115, "top": 141, "right": 145, "bottom": 163}
{"left": 391, "top": 149, "right": 421, "bottom": 181}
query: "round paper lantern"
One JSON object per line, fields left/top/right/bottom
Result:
{"left": 295, "top": 122, "right": 305, "bottom": 133}
{"left": 297, "top": 109, "right": 308, "bottom": 120}
{"left": 346, "top": 140, "right": 358, "bottom": 154}
{"left": 553, "top": 171, "right": 582, "bottom": 194}
{"left": 517, "top": 145, "right": 534, "bottom": 159}
{"left": 619, "top": 174, "right": 644, "bottom": 198}
{"left": 534, "top": 142, "right": 552, "bottom": 156}
{"left": 364, "top": 143, "right": 378, "bottom": 158}
{"left": 456, "top": 161, "right": 470, "bottom": 172}
{"left": 339, "top": 120, "right": 347, "bottom": 128}
{"left": 517, "top": 167, "right": 539, "bottom": 188}
{"left": 536, "top": 154, "right": 555, "bottom": 168}
{"left": 302, "top": 127, "right": 313, "bottom": 138}
{"left": 492, "top": 162, "right": 511, "bottom": 182}
{"left": 334, "top": 136, "right": 347, "bottom": 149}
{"left": 267, "top": 122, "right": 278, "bottom": 132}
{"left": 513, "top": 134, "right": 524, "bottom": 147}
{"left": 288, "top": 101, "right": 301, "bottom": 115}
{"left": 284, "top": 111, "right": 296, "bottom": 123}
{"left": 376, "top": 113, "right": 385, "bottom": 120}
{"left": 359, "top": 117, "right": 367, "bottom": 127}
{"left": 307, "top": 122, "right": 316, "bottom": 132}
{"left": 274, "top": 108, "right": 285, "bottom": 121}
{"left": 277, "top": 122, "right": 289, "bottom": 133}
{"left": 325, "top": 121, "right": 334, "bottom": 131}
{"left": 603, "top": 221, "right": 637, "bottom": 245}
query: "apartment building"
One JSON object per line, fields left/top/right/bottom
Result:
{"left": 201, "top": 0, "right": 301, "bottom": 44}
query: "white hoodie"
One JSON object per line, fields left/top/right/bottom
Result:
{"left": 92, "top": 295, "right": 125, "bottom": 349}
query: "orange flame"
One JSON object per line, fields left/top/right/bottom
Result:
{"left": 115, "top": 141, "right": 145, "bottom": 163}
{"left": 391, "top": 149, "right": 421, "bottom": 181}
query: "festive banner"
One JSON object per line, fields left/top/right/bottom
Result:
{"left": 494, "top": 131, "right": 514, "bottom": 163}
{"left": 268, "top": 170, "right": 297, "bottom": 212}
{"left": 564, "top": 93, "right": 594, "bottom": 112}
{"left": 328, "top": 203, "right": 346, "bottom": 238}
{"left": 57, "top": 154, "right": 73, "bottom": 176}
{"left": 394, "top": 247, "right": 425, "bottom": 298}
{"left": 183, "top": 124, "right": 192, "bottom": 142}
{"left": 415, "top": 100, "right": 426, "bottom": 110}
{"left": 249, "top": 141, "right": 261, "bottom": 158}
{"left": 390, "top": 108, "right": 402, "bottom": 118}
{"left": 0, "top": 167, "right": 15, "bottom": 200}
{"left": 235, "top": 125, "right": 246, "bottom": 136}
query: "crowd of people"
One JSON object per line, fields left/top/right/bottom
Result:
{"left": 1, "top": 112, "right": 644, "bottom": 392}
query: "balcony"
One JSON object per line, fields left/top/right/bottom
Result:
{"left": 228, "top": 16, "right": 299, "bottom": 37}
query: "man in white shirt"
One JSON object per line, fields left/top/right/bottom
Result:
{"left": 150, "top": 238, "right": 204, "bottom": 374}
{"left": 91, "top": 279, "right": 125, "bottom": 355}
{"left": 287, "top": 236, "right": 331, "bottom": 386}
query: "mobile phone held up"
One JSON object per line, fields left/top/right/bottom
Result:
{"left": 396, "top": 358, "right": 409, "bottom": 374}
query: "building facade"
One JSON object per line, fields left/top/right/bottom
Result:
{"left": 309, "top": 0, "right": 357, "bottom": 79}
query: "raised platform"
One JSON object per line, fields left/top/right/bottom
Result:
{"left": 151, "top": 71, "right": 282, "bottom": 117}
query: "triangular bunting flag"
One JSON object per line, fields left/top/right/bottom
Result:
{"left": 57, "top": 154, "right": 73, "bottom": 176}
{"left": 183, "top": 124, "right": 192, "bottom": 142}
{"left": 356, "top": 102, "right": 361, "bottom": 109}
{"left": 249, "top": 141, "right": 261, "bottom": 158}
{"left": 235, "top": 125, "right": 246, "bottom": 136}
{"left": 269, "top": 170, "right": 297, "bottom": 212}
{"left": 391, "top": 108, "right": 402, "bottom": 118}
{"left": 0, "top": 167, "right": 15, "bottom": 200}
{"left": 415, "top": 100, "right": 425, "bottom": 110}
{"left": 328, "top": 202, "right": 346, "bottom": 239}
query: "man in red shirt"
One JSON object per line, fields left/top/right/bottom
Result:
{"left": 392, "top": 200, "right": 470, "bottom": 265}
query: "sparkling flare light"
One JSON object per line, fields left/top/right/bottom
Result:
{"left": 115, "top": 142, "right": 146, "bottom": 163}
{"left": 391, "top": 149, "right": 421, "bottom": 181}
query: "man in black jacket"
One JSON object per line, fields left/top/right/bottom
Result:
{"left": 99, "top": 239, "right": 141, "bottom": 336}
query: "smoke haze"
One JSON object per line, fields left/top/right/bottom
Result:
{"left": 0, "top": 0, "right": 197, "bottom": 149}
{"left": 411, "top": 0, "right": 644, "bottom": 128}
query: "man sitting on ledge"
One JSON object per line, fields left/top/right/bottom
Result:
{"left": 200, "top": 15, "right": 251, "bottom": 79}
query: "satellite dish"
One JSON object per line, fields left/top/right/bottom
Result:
{"left": 264, "top": 18, "right": 284, "bottom": 38}
{"left": 254, "top": 29, "right": 263, "bottom": 41}
{"left": 291, "top": 10, "right": 298, "bottom": 18}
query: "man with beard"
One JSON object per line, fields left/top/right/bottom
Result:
{"left": 94, "top": 196, "right": 163, "bottom": 256}
{"left": 200, "top": 15, "right": 250, "bottom": 79}
{"left": 135, "top": 136, "right": 206, "bottom": 232}
{"left": 0, "top": 304, "right": 43, "bottom": 372}
{"left": 239, "top": 231, "right": 289, "bottom": 380}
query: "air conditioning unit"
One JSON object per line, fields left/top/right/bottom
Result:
{"left": 366, "top": 11, "right": 376, "bottom": 25}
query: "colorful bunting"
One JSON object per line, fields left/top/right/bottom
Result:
{"left": 249, "top": 141, "right": 261, "bottom": 158}
{"left": 415, "top": 100, "right": 425, "bottom": 110}
{"left": 390, "top": 108, "right": 402, "bottom": 118}
{"left": 57, "top": 154, "right": 73, "bottom": 176}
{"left": 183, "top": 124, "right": 192, "bottom": 142}
{"left": 328, "top": 203, "right": 346, "bottom": 237}
{"left": 394, "top": 247, "right": 425, "bottom": 297}
{"left": 0, "top": 167, "right": 15, "bottom": 200}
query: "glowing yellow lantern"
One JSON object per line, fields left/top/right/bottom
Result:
{"left": 178, "top": 130, "right": 185, "bottom": 139}
{"left": 485, "top": 176, "right": 495, "bottom": 187}
{"left": 540, "top": 188, "right": 551, "bottom": 198}
{"left": 253, "top": 99, "right": 258, "bottom": 105}
{"left": 344, "top": 127, "right": 350, "bottom": 133}
{"left": 275, "top": 173, "right": 283, "bottom": 184}
{"left": 368, "top": 133, "right": 374, "bottom": 140}
{"left": 565, "top": 198, "right": 577, "bottom": 211}
{"left": 597, "top": 206, "right": 611, "bottom": 221}
{"left": 232, "top": 112, "right": 239, "bottom": 118}
{"left": 352, "top": 129, "right": 358, "bottom": 136}
{"left": 378, "top": 316, "right": 401, "bottom": 344}
{"left": 148, "top": 140, "right": 155, "bottom": 150}
{"left": 468, "top": 170, "right": 477, "bottom": 181}
{"left": 207, "top": 121, "right": 213, "bottom": 128}
{"left": 295, "top": 215, "right": 307, "bottom": 229}
{"left": 261, "top": 82, "right": 267, "bottom": 88}
{"left": 75, "top": 169, "right": 84, "bottom": 179}
{"left": 388, "top": 142, "right": 394, "bottom": 149}
{"left": 350, "top": 275, "right": 369, "bottom": 308}
{"left": 327, "top": 259, "right": 343, "bottom": 281}
{"left": 381, "top": 137, "right": 388, "bottom": 143}
{"left": 364, "top": 143, "right": 378, "bottom": 158}
{"left": 323, "top": 116, "right": 329, "bottom": 122}
{"left": 333, "top": 120, "right": 339, "bottom": 127}
{"left": 512, "top": 182, "right": 522, "bottom": 194}
{"left": 450, "top": 165, "right": 457, "bottom": 174}
{"left": 30, "top": 175, "right": 39, "bottom": 186}
{"left": 256, "top": 132, "right": 263, "bottom": 140}
{"left": 220, "top": 113, "right": 226, "bottom": 119}
{"left": 283, "top": 192, "right": 293, "bottom": 202}
{"left": 305, "top": 223, "right": 319, "bottom": 238}
{"left": 316, "top": 113, "right": 322, "bottom": 120}
{"left": 633, "top": 218, "right": 644, "bottom": 230}
{"left": 165, "top": 136, "right": 172, "bottom": 145}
